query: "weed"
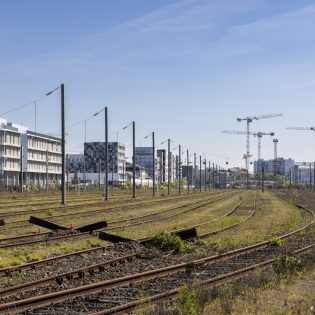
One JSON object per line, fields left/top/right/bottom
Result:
{"left": 151, "top": 231, "right": 194, "bottom": 253}
{"left": 47, "top": 209, "right": 55, "bottom": 216}
{"left": 269, "top": 237, "right": 284, "bottom": 247}
{"left": 177, "top": 284, "right": 203, "bottom": 315}
{"left": 86, "top": 238, "right": 103, "bottom": 248}
{"left": 26, "top": 253, "right": 41, "bottom": 262}
{"left": 136, "top": 292, "right": 151, "bottom": 315}
{"left": 273, "top": 255, "right": 303, "bottom": 275}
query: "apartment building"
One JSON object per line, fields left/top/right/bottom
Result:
{"left": 67, "top": 142, "right": 126, "bottom": 186}
{"left": 0, "top": 118, "right": 62, "bottom": 189}
{"left": 254, "top": 158, "right": 294, "bottom": 176}
{"left": 21, "top": 131, "right": 62, "bottom": 187}
{"left": 0, "top": 119, "right": 21, "bottom": 187}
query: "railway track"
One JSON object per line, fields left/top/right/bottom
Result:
{"left": 0, "top": 192, "right": 238, "bottom": 249}
{"left": 0, "top": 203, "right": 313, "bottom": 314}
{"left": 0, "top": 190, "right": 168, "bottom": 208}
{"left": 92, "top": 241, "right": 315, "bottom": 315}
{"left": 0, "top": 195, "right": 249, "bottom": 276}
{"left": 0, "top": 191, "right": 230, "bottom": 229}
{"left": 0, "top": 191, "right": 224, "bottom": 227}
{"left": 0, "top": 190, "right": 210, "bottom": 216}
{"left": 0, "top": 192, "right": 253, "bottom": 277}
{"left": 0, "top": 192, "right": 313, "bottom": 314}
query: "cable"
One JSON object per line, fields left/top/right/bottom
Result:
{"left": 0, "top": 86, "right": 60, "bottom": 117}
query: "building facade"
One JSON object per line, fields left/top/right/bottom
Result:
{"left": 21, "top": 131, "right": 62, "bottom": 187}
{"left": 291, "top": 163, "right": 314, "bottom": 185}
{"left": 67, "top": 142, "right": 126, "bottom": 186}
{"left": 157, "top": 149, "right": 169, "bottom": 184}
{"left": 0, "top": 118, "right": 62, "bottom": 189}
{"left": 254, "top": 158, "right": 294, "bottom": 176}
{"left": 0, "top": 119, "right": 21, "bottom": 187}
{"left": 135, "top": 147, "right": 157, "bottom": 180}
{"left": 181, "top": 165, "right": 193, "bottom": 185}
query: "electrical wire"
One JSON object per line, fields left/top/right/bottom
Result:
{"left": 0, "top": 86, "right": 60, "bottom": 117}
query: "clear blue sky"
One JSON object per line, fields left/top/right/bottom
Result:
{"left": 1, "top": 0, "right": 315, "bottom": 169}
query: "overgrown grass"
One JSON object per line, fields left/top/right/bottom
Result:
{"left": 0, "top": 237, "right": 107, "bottom": 268}
{"left": 203, "top": 191, "right": 312, "bottom": 252}
{"left": 151, "top": 231, "right": 194, "bottom": 253}
{"left": 273, "top": 255, "right": 303, "bottom": 275}
{"left": 202, "top": 251, "right": 315, "bottom": 315}
{"left": 269, "top": 236, "right": 284, "bottom": 247}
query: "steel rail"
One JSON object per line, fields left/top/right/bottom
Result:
{"left": 1, "top": 191, "right": 231, "bottom": 226}
{"left": 0, "top": 195, "right": 313, "bottom": 313}
{"left": 1, "top": 230, "right": 314, "bottom": 314}
{"left": 0, "top": 193, "right": 236, "bottom": 249}
{"left": 93, "top": 242, "right": 315, "bottom": 315}
{"left": 198, "top": 197, "right": 256, "bottom": 238}
{"left": 0, "top": 191, "right": 224, "bottom": 223}
{"left": 0, "top": 251, "right": 142, "bottom": 298}
{"left": 0, "top": 194, "right": 242, "bottom": 275}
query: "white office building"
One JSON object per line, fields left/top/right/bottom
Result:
{"left": 0, "top": 119, "right": 21, "bottom": 187}
{"left": 0, "top": 118, "right": 62, "bottom": 189}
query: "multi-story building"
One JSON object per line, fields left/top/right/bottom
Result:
{"left": 181, "top": 165, "right": 193, "bottom": 185}
{"left": 0, "top": 118, "right": 62, "bottom": 189}
{"left": 135, "top": 147, "right": 157, "bottom": 180}
{"left": 291, "top": 163, "right": 314, "bottom": 185}
{"left": 125, "top": 162, "right": 152, "bottom": 187}
{"left": 67, "top": 142, "right": 126, "bottom": 186}
{"left": 67, "top": 154, "right": 84, "bottom": 174}
{"left": 0, "top": 119, "right": 21, "bottom": 187}
{"left": 157, "top": 149, "right": 168, "bottom": 183}
{"left": 84, "top": 142, "right": 125, "bottom": 185}
{"left": 254, "top": 158, "right": 294, "bottom": 176}
{"left": 21, "top": 131, "right": 62, "bottom": 187}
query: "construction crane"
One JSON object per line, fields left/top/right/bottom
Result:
{"left": 222, "top": 130, "right": 275, "bottom": 161}
{"left": 236, "top": 114, "right": 283, "bottom": 169}
{"left": 287, "top": 127, "right": 315, "bottom": 131}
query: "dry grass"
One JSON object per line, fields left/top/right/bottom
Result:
{"left": 114, "top": 192, "right": 247, "bottom": 239}
{"left": 0, "top": 236, "right": 107, "bottom": 268}
{"left": 204, "top": 266, "right": 315, "bottom": 315}
{"left": 203, "top": 191, "right": 313, "bottom": 251}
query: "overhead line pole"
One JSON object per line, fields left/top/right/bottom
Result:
{"left": 168, "top": 139, "right": 171, "bottom": 196}
{"left": 178, "top": 145, "right": 181, "bottom": 195}
{"left": 212, "top": 163, "right": 215, "bottom": 188}
{"left": 152, "top": 132, "right": 155, "bottom": 196}
{"left": 204, "top": 159, "right": 207, "bottom": 191}
{"left": 208, "top": 161, "right": 211, "bottom": 190}
{"left": 199, "top": 156, "right": 202, "bottom": 192}
{"left": 61, "top": 83, "right": 66, "bottom": 205}
{"left": 194, "top": 153, "right": 196, "bottom": 190}
{"left": 104, "top": 107, "right": 109, "bottom": 201}
{"left": 187, "top": 149, "right": 189, "bottom": 193}
{"left": 132, "top": 121, "right": 136, "bottom": 198}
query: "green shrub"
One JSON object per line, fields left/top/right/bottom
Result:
{"left": 47, "top": 209, "right": 55, "bottom": 216}
{"left": 269, "top": 237, "right": 284, "bottom": 247}
{"left": 151, "top": 231, "right": 194, "bottom": 253}
{"left": 273, "top": 255, "right": 302, "bottom": 275}
{"left": 177, "top": 284, "right": 203, "bottom": 315}
{"left": 26, "top": 253, "right": 41, "bottom": 262}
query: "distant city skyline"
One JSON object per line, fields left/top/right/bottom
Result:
{"left": 1, "top": 0, "right": 315, "bottom": 170}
